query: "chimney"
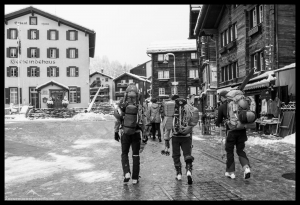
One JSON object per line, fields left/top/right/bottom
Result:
{"left": 101, "top": 69, "right": 103, "bottom": 73}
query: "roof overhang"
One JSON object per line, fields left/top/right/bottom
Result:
{"left": 89, "top": 71, "right": 113, "bottom": 79}
{"left": 194, "top": 5, "right": 225, "bottom": 37}
{"left": 5, "top": 6, "right": 96, "bottom": 58}
{"left": 36, "top": 80, "right": 69, "bottom": 91}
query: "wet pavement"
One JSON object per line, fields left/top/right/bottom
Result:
{"left": 5, "top": 120, "right": 295, "bottom": 200}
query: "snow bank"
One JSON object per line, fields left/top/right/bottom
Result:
{"left": 246, "top": 133, "right": 295, "bottom": 146}
{"left": 71, "top": 112, "right": 115, "bottom": 121}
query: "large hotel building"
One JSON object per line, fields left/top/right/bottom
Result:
{"left": 5, "top": 6, "right": 96, "bottom": 108}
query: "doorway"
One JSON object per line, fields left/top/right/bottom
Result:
{"left": 50, "top": 90, "right": 65, "bottom": 108}
{"left": 29, "top": 87, "right": 39, "bottom": 108}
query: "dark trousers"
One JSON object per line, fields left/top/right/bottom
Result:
{"left": 225, "top": 129, "right": 250, "bottom": 172}
{"left": 151, "top": 123, "right": 161, "bottom": 139}
{"left": 171, "top": 137, "right": 194, "bottom": 168}
{"left": 121, "top": 132, "right": 141, "bottom": 179}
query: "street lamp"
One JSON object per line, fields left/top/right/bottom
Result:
{"left": 163, "top": 53, "right": 178, "bottom": 94}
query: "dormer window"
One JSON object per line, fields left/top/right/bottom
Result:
{"left": 29, "top": 17, "right": 37, "bottom": 25}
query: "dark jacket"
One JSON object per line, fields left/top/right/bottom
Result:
{"left": 215, "top": 101, "right": 228, "bottom": 127}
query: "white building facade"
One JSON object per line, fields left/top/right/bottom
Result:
{"left": 5, "top": 6, "right": 96, "bottom": 109}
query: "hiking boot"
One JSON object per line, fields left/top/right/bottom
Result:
{"left": 132, "top": 176, "right": 141, "bottom": 184}
{"left": 186, "top": 164, "right": 193, "bottom": 185}
{"left": 158, "top": 137, "right": 162, "bottom": 142}
{"left": 225, "top": 172, "right": 236, "bottom": 179}
{"left": 244, "top": 167, "right": 251, "bottom": 179}
{"left": 175, "top": 166, "right": 182, "bottom": 181}
{"left": 123, "top": 172, "right": 131, "bottom": 184}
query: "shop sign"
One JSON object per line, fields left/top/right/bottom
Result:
{"left": 10, "top": 59, "right": 56, "bottom": 64}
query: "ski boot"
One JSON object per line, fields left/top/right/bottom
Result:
{"left": 186, "top": 163, "right": 193, "bottom": 185}
{"left": 175, "top": 166, "right": 182, "bottom": 181}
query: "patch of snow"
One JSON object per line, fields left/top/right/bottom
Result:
{"left": 193, "top": 135, "right": 206, "bottom": 141}
{"left": 71, "top": 113, "right": 111, "bottom": 121}
{"left": 74, "top": 171, "right": 114, "bottom": 183}
{"left": 246, "top": 133, "right": 295, "bottom": 146}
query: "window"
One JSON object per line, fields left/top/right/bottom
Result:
{"left": 7, "top": 67, "right": 18, "bottom": 77}
{"left": 230, "top": 26, "right": 233, "bottom": 42}
{"left": 259, "top": 5, "right": 263, "bottom": 23}
{"left": 171, "top": 86, "right": 178, "bottom": 95}
{"left": 67, "top": 48, "right": 78, "bottom": 59}
{"left": 31, "top": 48, "right": 37, "bottom": 58}
{"left": 7, "top": 47, "right": 18, "bottom": 58}
{"left": 159, "top": 88, "right": 165, "bottom": 95}
{"left": 7, "top": 29, "right": 17, "bottom": 39}
{"left": 226, "top": 29, "right": 229, "bottom": 45}
{"left": 221, "top": 32, "right": 224, "bottom": 47}
{"left": 47, "top": 30, "right": 58, "bottom": 40}
{"left": 31, "top": 67, "right": 37, "bottom": 77}
{"left": 190, "top": 86, "right": 197, "bottom": 95}
{"left": 69, "top": 87, "right": 77, "bottom": 103}
{"left": 121, "top": 80, "right": 126, "bottom": 84}
{"left": 67, "top": 30, "right": 78, "bottom": 41}
{"left": 189, "top": 69, "right": 198, "bottom": 78}
{"left": 10, "top": 88, "right": 18, "bottom": 104}
{"left": 50, "top": 48, "right": 56, "bottom": 58}
{"left": 27, "top": 66, "right": 40, "bottom": 77}
{"left": 105, "top": 78, "right": 108, "bottom": 82}
{"left": 254, "top": 54, "right": 257, "bottom": 69}
{"left": 29, "top": 17, "right": 37, "bottom": 25}
{"left": 67, "top": 67, "right": 78, "bottom": 77}
{"left": 70, "top": 67, "right": 76, "bottom": 77}
{"left": 234, "top": 23, "right": 238, "bottom": 39}
{"left": 28, "top": 29, "right": 39, "bottom": 40}
{"left": 128, "top": 79, "right": 133, "bottom": 83}
{"left": 260, "top": 52, "right": 265, "bottom": 71}
{"left": 252, "top": 7, "right": 257, "bottom": 28}
{"left": 47, "top": 67, "right": 59, "bottom": 77}
{"left": 191, "top": 52, "right": 197, "bottom": 59}
{"left": 158, "top": 70, "right": 169, "bottom": 79}
{"left": 158, "top": 54, "right": 168, "bottom": 62}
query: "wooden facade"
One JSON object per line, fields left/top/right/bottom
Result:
{"left": 113, "top": 72, "right": 151, "bottom": 102}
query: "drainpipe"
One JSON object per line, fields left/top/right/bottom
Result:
{"left": 185, "top": 53, "right": 188, "bottom": 97}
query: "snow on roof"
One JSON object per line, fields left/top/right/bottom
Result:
{"left": 231, "top": 73, "right": 276, "bottom": 90}
{"left": 114, "top": 72, "right": 148, "bottom": 82}
{"left": 146, "top": 39, "right": 197, "bottom": 54}
{"left": 36, "top": 80, "right": 69, "bottom": 90}
{"left": 274, "top": 63, "right": 295, "bottom": 73}
{"left": 250, "top": 70, "right": 275, "bottom": 81}
{"left": 90, "top": 71, "right": 113, "bottom": 79}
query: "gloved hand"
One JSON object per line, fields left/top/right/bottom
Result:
{"left": 165, "top": 140, "right": 170, "bottom": 149}
{"left": 114, "top": 132, "right": 120, "bottom": 142}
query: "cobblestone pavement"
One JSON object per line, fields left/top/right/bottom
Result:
{"left": 5, "top": 120, "right": 295, "bottom": 200}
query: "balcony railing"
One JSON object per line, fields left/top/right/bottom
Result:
{"left": 117, "top": 83, "right": 128, "bottom": 87}
{"left": 227, "top": 40, "right": 237, "bottom": 50}
{"left": 248, "top": 24, "right": 261, "bottom": 37}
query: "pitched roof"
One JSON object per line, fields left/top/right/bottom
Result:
{"left": 36, "top": 80, "right": 69, "bottom": 90}
{"left": 274, "top": 63, "right": 295, "bottom": 73}
{"left": 89, "top": 71, "right": 113, "bottom": 79}
{"left": 146, "top": 39, "right": 197, "bottom": 54}
{"left": 5, "top": 6, "right": 96, "bottom": 57}
{"left": 113, "top": 72, "right": 150, "bottom": 83}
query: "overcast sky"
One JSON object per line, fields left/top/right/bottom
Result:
{"left": 5, "top": 4, "right": 190, "bottom": 67}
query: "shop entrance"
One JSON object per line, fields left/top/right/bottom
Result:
{"left": 29, "top": 87, "right": 40, "bottom": 108}
{"left": 50, "top": 90, "right": 65, "bottom": 108}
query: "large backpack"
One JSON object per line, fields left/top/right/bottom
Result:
{"left": 121, "top": 83, "right": 142, "bottom": 135}
{"left": 173, "top": 98, "right": 199, "bottom": 135}
{"left": 226, "top": 90, "right": 257, "bottom": 130}
{"left": 163, "top": 100, "right": 176, "bottom": 130}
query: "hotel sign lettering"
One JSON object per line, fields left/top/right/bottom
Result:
{"left": 10, "top": 59, "right": 56, "bottom": 64}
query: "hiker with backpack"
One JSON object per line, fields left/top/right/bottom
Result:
{"left": 215, "top": 89, "right": 256, "bottom": 180}
{"left": 148, "top": 98, "right": 162, "bottom": 142}
{"left": 164, "top": 96, "right": 199, "bottom": 185}
{"left": 113, "top": 83, "right": 147, "bottom": 185}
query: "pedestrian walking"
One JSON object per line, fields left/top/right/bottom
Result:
{"left": 148, "top": 98, "right": 162, "bottom": 142}
{"left": 215, "top": 90, "right": 251, "bottom": 179}
{"left": 113, "top": 83, "right": 146, "bottom": 185}
{"left": 164, "top": 97, "right": 199, "bottom": 184}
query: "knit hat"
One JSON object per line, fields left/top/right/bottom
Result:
{"left": 171, "top": 94, "right": 180, "bottom": 101}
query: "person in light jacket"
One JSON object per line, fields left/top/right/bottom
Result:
{"left": 148, "top": 98, "right": 162, "bottom": 142}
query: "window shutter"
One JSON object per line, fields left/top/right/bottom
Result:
{"left": 27, "top": 48, "right": 31, "bottom": 58}
{"left": 229, "top": 64, "right": 232, "bottom": 79}
{"left": 47, "top": 67, "right": 50, "bottom": 77}
{"left": 16, "top": 48, "right": 18, "bottom": 58}
{"left": 56, "top": 30, "right": 59, "bottom": 40}
{"left": 225, "top": 66, "right": 228, "bottom": 81}
{"left": 7, "top": 67, "right": 11, "bottom": 77}
{"left": 16, "top": 29, "right": 18, "bottom": 39}
{"left": 5, "top": 88, "right": 10, "bottom": 104}
{"left": 75, "top": 49, "right": 78, "bottom": 58}
{"left": 7, "top": 48, "right": 9, "bottom": 58}
{"left": 75, "top": 31, "right": 78, "bottom": 40}
{"left": 47, "top": 30, "right": 50, "bottom": 40}
{"left": 27, "top": 67, "right": 31, "bottom": 77}
{"left": 76, "top": 87, "right": 81, "bottom": 103}
{"left": 36, "top": 67, "right": 40, "bottom": 77}
{"left": 256, "top": 53, "right": 260, "bottom": 71}
{"left": 233, "top": 62, "right": 236, "bottom": 78}
{"left": 56, "top": 67, "right": 59, "bottom": 77}
{"left": 228, "top": 27, "right": 231, "bottom": 43}
{"left": 66, "top": 48, "right": 69, "bottom": 58}
{"left": 221, "top": 68, "right": 224, "bottom": 82}
{"left": 67, "top": 67, "right": 70, "bottom": 77}
{"left": 28, "top": 29, "right": 30, "bottom": 39}
{"left": 37, "top": 48, "right": 40, "bottom": 58}
{"left": 251, "top": 55, "right": 254, "bottom": 69}
{"left": 16, "top": 67, "right": 18, "bottom": 77}
{"left": 56, "top": 48, "right": 59, "bottom": 58}
{"left": 66, "top": 30, "right": 70, "bottom": 40}
{"left": 19, "top": 88, "right": 22, "bottom": 104}
{"left": 36, "top": 30, "right": 39, "bottom": 39}
{"left": 75, "top": 67, "right": 79, "bottom": 77}
{"left": 7, "top": 29, "right": 11, "bottom": 39}
{"left": 47, "top": 48, "right": 50, "bottom": 58}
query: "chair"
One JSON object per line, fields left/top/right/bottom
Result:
{"left": 10, "top": 103, "right": 18, "bottom": 114}
{"left": 278, "top": 111, "right": 295, "bottom": 137}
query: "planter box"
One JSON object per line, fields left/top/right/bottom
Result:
{"left": 227, "top": 40, "right": 237, "bottom": 50}
{"left": 219, "top": 47, "right": 227, "bottom": 55}
{"left": 248, "top": 24, "right": 261, "bottom": 37}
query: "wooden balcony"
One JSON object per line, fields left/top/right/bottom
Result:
{"left": 219, "top": 46, "right": 227, "bottom": 55}
{"left": 227, "top": 40, "right": 237, "bottom": 50}
{"left": 248, "top": 24, "right": 261, "bottom": 37}
{"left": 117, "top": 83, "right": 128, "bottom": 88}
